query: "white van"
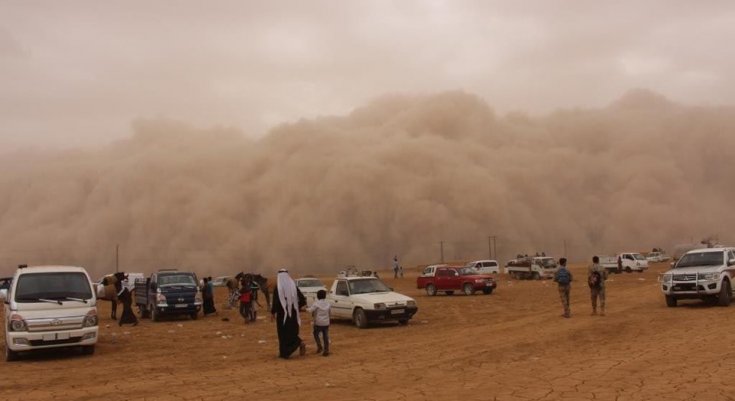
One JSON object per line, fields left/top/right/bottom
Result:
{"left": 464, "top": 260, "right": 500, "bottom": 274}
{"left": 1, "top": 265, "right": 99, "bottom": 361}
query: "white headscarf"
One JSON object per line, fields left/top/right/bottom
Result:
{"left": 276, "top": 269, "right": 300, "bottom": 325}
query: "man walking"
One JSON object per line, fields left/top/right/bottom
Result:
{"left": 554, "top": 257, "right": 573, "bottom": 318}
{"left": 393, "top": 255, "right": 400, "bottom": 278}
{"left": 588, "top": 256, "right": 607, "bottom": 316}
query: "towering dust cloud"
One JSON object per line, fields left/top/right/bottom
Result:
{"left": 1, "top": 90, "right": 733, "bottom": 278}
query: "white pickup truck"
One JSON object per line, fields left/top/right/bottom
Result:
{"left": 599, "top": 253, "right": 649, "bottom": 274}
{"left": 328, "top": 272, "right": 418, "bottom": 328}
{"left": 1, "top": 265, "right": 99, "bottom": 361}
{"left": 660, "top": 247, "right": 735, "bottom": 307}
{"left": 505, "top": 256, "right": 558, "bottom": 279}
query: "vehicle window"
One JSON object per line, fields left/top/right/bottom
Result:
{"left": 437, "top": 269, "right": 449, "bottom": 277}
{"left": 625, "top": 255, "right": 634, "bottom": 260}
{"left": 676, "top": 252, "right": 724, "bottom": 268}
{"left": 457, "top": 268, "right": 476, "bottom": 276}
{"left": 297, "top": 279, "right": 323, "bottom": 287}
{"left": 158, "top": 274, "right": 197, "bottom": 286}
{"left": 540, "top": 258, "right": 557, "bottom": 268}
{"left": 348, "top": 279, "right": 390, "bottom": 294}
{"left": 15, "top": 272, "right": 92, "bottom": 302}
{"left": 488, "top": 261, "right": 498, "bottom": 267}
{"left": 423, "top": 267, "right": 433, "bottom": 275}
{"left": 335, "top": 281, "right": 349, "bottom": 296}
{"left": 633, "top": 254, "right": 645, "bottom": 260}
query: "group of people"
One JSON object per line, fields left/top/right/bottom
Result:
{"left": 553, "top": 256, "right": 607, "bottom": 318}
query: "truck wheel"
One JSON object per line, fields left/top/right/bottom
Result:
{"left": 81, "top": 345, "right": 95, "bottom": 356}
{"left": 5, "top": 343, "right": 19, "bottom": 362}
{"left": 150, "top": 304, "right": 159, "bottom": 322}
{"left": 445, "top": 291, "right": 454, "bottom": 296}
{"left": 718, "top": 280, "right": 731, "bottom": 307}
{"left": 353, "top": 308, "right": 368, "bottom": 329}
{"left": 625, "top": 267, "right": 632, "bottom": 273}
{"left": 482, "top": 288, "right": 494, "bottom": 295}
{"left": 398, "top": 319, "right": 409, "bottom": 325}
{"left": 532, "top": 272, "right": 540, "bottom": 280}
{"left": 463, "top": 283, "right": 474, "bottom": 296}
{"left": 665, "top": 295, "right": 677, "bottom": 307}
{"left": 190, "top": 311, "right": 198, "bottom": 320}
{"left": 425, "top": 284, "right": 437, "bottom": 296}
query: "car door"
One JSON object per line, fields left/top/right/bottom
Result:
{"left": 433, "top": 268, "right": 448, "bottom": 290}
{"left": 330, "top": 280, "right": 352, "bottom": 319}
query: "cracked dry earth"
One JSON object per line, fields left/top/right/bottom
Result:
{"left": 3, "top": 262, "right": 735, "bottom": 401}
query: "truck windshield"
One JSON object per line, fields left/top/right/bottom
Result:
{"left": 676, "top": 252, "right": 723, "bottom": 268}
{"left": 348, "top": 279, "right": 390, "bottom": 294}
{"left": 633, "top": 254, "right": 646, "bottom": 260}
{"left": 297, "top": 279, "right": 323, "bottom": 288}
{"left": 539, "top": 258, "right": 557, "bottom": 268}
{"left": 158, "top": 274, "right": 197, "bottom": 286}
{"left": 14, "top": 272, "right": 92, "bottom": 302}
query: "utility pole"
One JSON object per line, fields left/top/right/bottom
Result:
{"left": 491, "top": 236, "right": 497, "bottom": 260}
{"left": 488, "top": 236, "right": 492, "bottom": 259}
{"left": 563, "top": 239, "right": 567, "bottom": 258}
{"left": 440, "top": 241, "right": 445, "bottom": 263}
{"left": 115, "top": 244, "right": 120, "bottom": 273}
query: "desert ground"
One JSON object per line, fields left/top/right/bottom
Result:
{"left": 2, "top": 262, "right": 734, "bottom": 401}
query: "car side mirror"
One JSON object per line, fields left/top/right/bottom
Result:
{"left": 729, "top": 259, "right": 735, "bottom": 267}
{"left": 670, "top": 262, "right": 675, "bottom": 268}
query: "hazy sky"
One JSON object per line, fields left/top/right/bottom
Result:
{"left": 2, "top": 0, "right": 734, "bottom": 149}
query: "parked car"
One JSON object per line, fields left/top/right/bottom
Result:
{"left": 417, "top": 266, "right": 496, "bottom": 296}
{"left": 646, "top": 251, "right": 670, "bottom": 263}
{"left": 464, "top": 260, "right": 500, "bottom": 274}
{"left": 210, "top": 276, "right": 231, "bottom": 287}
{"left": 660, "top": 247, "right": 735, "bottom": 307}
{"left": 295, "top": 276, "right": 327, "bottom": 307}
{"left": 135, "top": 269, "right": 202, "bottom": 321}
{"left": 328, "top": 272, "right": 417, "bottom": 328}
{"left": 1, "top": 265, "right": 98, "bottom": 361}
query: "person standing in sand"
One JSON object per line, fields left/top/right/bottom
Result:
{"left": 588, "top": 256, "right": 607, "bottom": 316}
{"left": 270, "top": 269, "right": 307, "bottom": 359}
{"left": 393, "top": 255, "right": 400, "bottom": 278}
{"left": 117, "top": 276, "right": 138, "bottom": 327}
{"left": 553, "top": 258, "right": 573, "bottom": 318}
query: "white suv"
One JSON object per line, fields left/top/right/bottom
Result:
{"left": 660, "top": 248, "right": 735, "bottom": 307}
{"left": 1, "top": 265, "right": 99, "bottom": 361}
{"left": 464, "top": 260, "right": 500, "bottom": 274}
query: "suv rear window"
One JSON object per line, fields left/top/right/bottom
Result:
{"left": 15, "top": 272, "right": 92, "bottom": 302}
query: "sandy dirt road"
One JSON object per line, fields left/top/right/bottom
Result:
{"left": 2, "top": 262, "right": 734, "bottom": 401}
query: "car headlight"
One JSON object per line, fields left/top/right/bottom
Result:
{"left": 83, "top": 310, "right": 98, "bottom": 327}
{"left": 9, "top": 314, "right": 27, "bottom": 332}
{"left": 156, "top": 293, "right": 167, "bottom": 303}
{"left": 660, "top": 274, "right": 672, "bottom": 283}
{"left": 406, "top": 300, "right": 416, "bottom": 307}
{"left": 195, "top": 291, "right": 203, "bottom": 303}
{"left": 699, "top": 272, "right": 719, "bottom": 281}
{"left": 475, "top": 279, "right": 484, "bottom": 283}
{"left": 374, "top": 303, "right": 386, "bottom": 310}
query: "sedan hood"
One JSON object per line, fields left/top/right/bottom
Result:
{"left": 350, "top": 291, "right": 415, "bottom": 304}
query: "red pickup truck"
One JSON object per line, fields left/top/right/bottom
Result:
{"left": 416, "top": 267, "right": 496, "bottom": 296}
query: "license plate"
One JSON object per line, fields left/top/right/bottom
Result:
{"left": 57, "top": 332, "right": 70, "bottom": 340}
{"left": 43, "top": 334, "right": 56, "bottom": 341}
{"left": 485, "top": 282, "right": 493, "bottom": 286}
{"left": 175, "top": 303, "right": 188, "bottom": 308}
{"left": 391, "top": 309, "right": 405, "bottom": 315}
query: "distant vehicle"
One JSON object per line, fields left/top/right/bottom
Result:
{"left": 328, "top": 272, "right": 417, "bottom": 328}
{"left": 210, "top": 276, "right": 231, "bottom": 287}
{"left": 417, "top": 266, "right": 496, "bottom": 296}
{"left": 463, "top": 260, "right": 500, "bottom": 274}
{"left": 660, "top": 247, "right": 735, "bottom": 307}
{"left": 295, "top": 276, "right": 327, "bottom": 307}
{"left": 598, "top": 253, "right": 648, "bottom": 274}
{"left": 135, "top": 270, "right": 202, "bottom": 321}
{"left": 646, "top": 251, "right": 670, "bottom": 263}
{"left": 0, "top": 277, "right": 11, "bottom": 291}
{"left": 505, "top": 256, "right": 558, "bottom": 279}
{"left": 1, "top": 265, "right": 98, "bottom": 361}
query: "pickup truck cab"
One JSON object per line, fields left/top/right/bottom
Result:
{"left": 660, "top": 247, "right": 735, "bottom": 307}
{"left": 1, "top": 265, "right": 98, "bottom": 361}
{"left": 328, "top": 272, "right": 417, "bottom": 328}
{"left": 135, "top": 270, "right": 202, "bottom": 321}
{"left": 417, "top": 266, "right": 496, "bottom": 296}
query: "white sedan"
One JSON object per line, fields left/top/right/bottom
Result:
{"left": 296, "top": 277, "right": 327, "bottom": 307}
